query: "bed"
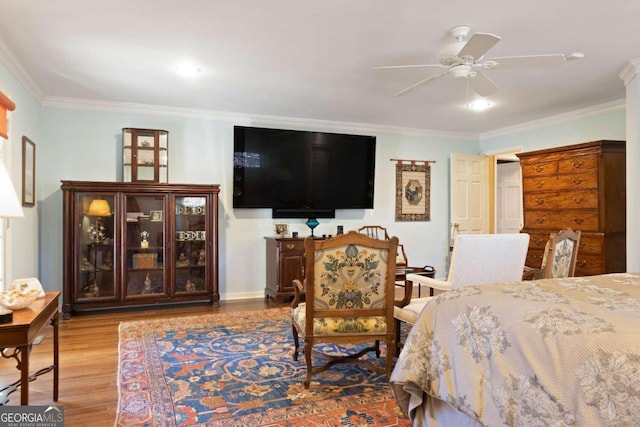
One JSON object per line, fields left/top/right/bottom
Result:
{"left": 390, "top": 273, "right": 640, "bottom": 426}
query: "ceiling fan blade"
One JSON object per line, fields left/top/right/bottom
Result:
{"left": 393, "top": 70, "right": 449, "bottom": 96}
{"left": 372, "top": 64, "right": 446, "bottom": 70}
{"left": 469, "top": 71, "right": 499, "bottom": 96}
{"left": 458, "top": 32, "right": 501, "bottom": 59}
{"left": 488, "top": 54, "right": 566, "bottom": 69}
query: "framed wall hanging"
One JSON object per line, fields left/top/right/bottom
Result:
{"left": 393, "top": 159, "right": 433, "bottom": 222}
{"left": 22, "top": 136, "right": 35, "bottom": 207}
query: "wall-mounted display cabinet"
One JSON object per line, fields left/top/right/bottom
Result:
{"left": 61, "top": 181, "right": 219, "bottom": 318}
{"left": 122, "top": 128, "right": 168, "bottom": 183}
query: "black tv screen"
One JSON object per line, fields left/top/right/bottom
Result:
{"left": 233, "top": 126, "right": 376, "bottom": 218}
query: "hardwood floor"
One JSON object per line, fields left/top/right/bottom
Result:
{"left": 0, "top": 298, "right": 288, "bottom": 426}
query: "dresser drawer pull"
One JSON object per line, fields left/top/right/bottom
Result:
{"left": 573, "top": 218, "right": 584, "bottom": 225}
{"left": 535, "top": 218, "right": 546, "bottom": 224}
{"left": 572, "top": 196, "right": 584, "bottom": 204}
{"left": 572, "top": 160, "right": 584, "bottom": 168}
{"left": 535, "top": 198, "right": 544, "bottom": 205}
{"left": 536, "top": 181, "right": 545, "bottom": 188}
{"left": 577, "top": 260, "right": 587, "bottom": 267}
{"left": 286, "top": 243, "right": 295, "bottom": 249}
{"left": 534, "top": 165, "right": 544, "bottom": 172}
{"left": 533, "top": 238, "right": 544, "bottom": 244}
{"left": 572, "top": 178, "right": 583, "bottom": 185}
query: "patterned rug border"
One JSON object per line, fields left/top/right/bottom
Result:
{"left": 115, "top": 307, "right": 409, "bottom": 426}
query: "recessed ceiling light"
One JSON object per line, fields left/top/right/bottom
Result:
{"left": 175, "top": 62, "right": 201, "bottom": 77}
{"left": 467, "top": 100, "right": 492, "bottom": 111}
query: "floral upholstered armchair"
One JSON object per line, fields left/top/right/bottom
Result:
{"left": 523, "top": 227, "right": 581, "bottom": 280}
{"left": 291, "top": 230, "right": 399, "bottom": 388}
{"left": 542, "top": 227, "right": 581, "bottom": 278}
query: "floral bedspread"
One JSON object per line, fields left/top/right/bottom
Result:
{"left": 390, "top": 273, "right": 640, "bottom": 426}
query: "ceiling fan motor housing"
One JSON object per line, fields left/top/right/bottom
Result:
{"left": 438, "top": 41, "right": 466, "bottom": 66}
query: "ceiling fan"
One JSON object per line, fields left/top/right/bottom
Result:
{"left": 374, "top": 25, "right": 573, "bottom": 97}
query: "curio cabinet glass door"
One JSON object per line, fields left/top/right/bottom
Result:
{"left": 123, "top": 194, "right": 168, "bottom": 298}
{"left": 74, "top": 193, "right": 117, "bottom": 301}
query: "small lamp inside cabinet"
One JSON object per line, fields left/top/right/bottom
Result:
{"left": 122, "top": 128, "right": 168, "bottom": 183}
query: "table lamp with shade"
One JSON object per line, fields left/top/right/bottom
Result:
{"left": 0, "top": 160, "right": 23, "bottom": 323}
{"left": 85, "top": 198, "right": 112, "bottom": 295}
{"left": 86, "top": 198, "right": 111, "bottom": 244}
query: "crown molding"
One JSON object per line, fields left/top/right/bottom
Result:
{"left": 478, "top": 99, "right": 625, "bottom": 140}
{"left": 41, "top": 96, "right": 478, "bottom": 141}
{"left": 619, "top": 58, "right": 640, "bottom": 85}
{"left": 0, "top": 37, "right": 45, "bottom": 102}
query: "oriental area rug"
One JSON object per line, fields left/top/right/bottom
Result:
{"left": 115, "top": 307, "right": 410, "bottom": 426}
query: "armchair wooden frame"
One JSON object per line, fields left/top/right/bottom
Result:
{"left": 357, "top": 225, "right": 390, "bottom": 240}
{"left": 291, "top": 231, "right": 399, "bottom": 388}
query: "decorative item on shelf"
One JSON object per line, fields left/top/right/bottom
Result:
{"left": 150, "top": 210, "right": 163, "bottom": 222}
{"left": 185, "top": 280, "right": 195, "bottom": 292}
{"left": 337, "top": 225, "right": 344, "bottom": 235}
{"left": 133, "top": 253, "right": 157, "bottom": 269}
{"left": 80, "top": 255, "right": 94, "bottom": 271}
{"left": 101, "top": 250, "right": 113, "bottom": 270}
{"left": 197, "top": 249, "right": 206, "bottom": 265}
{"left": 305, "top": 218, "right": 319, "bottom": 237}
{"left": 90, "top": 281, "right": 100, "bottom": 297}
{"left": 81, "top": 280, "right": 100, "bottom": 298}
{"left": 274, "top": 223, "right": 289, "bottom": 237}
{"left": 142, "top": 273, "right": 153, "bottom": 294}
{"left": 176, "top": 252, "right": 190, "bottom": 267}
{"left": 140, "top": 230, "right": 149, "bottom": 248}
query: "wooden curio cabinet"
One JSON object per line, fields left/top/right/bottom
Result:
{"left": 62, "top": 181, "right": 219, "bottom": 318}
{"left": 122, "top": 128, "right": 168, "bottom": 183}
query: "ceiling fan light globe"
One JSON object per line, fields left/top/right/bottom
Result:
{"left": 451, "top": 64, "right": 472, "bottom": 79}
{"left": 467, "top": 100, "right": 493, "bottom": 111}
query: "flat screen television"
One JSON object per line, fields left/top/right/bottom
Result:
{"left": 233, "top": 126, "right": 376, "bottom": 218}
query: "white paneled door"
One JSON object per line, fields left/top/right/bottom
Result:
{"left": 450, "top": 153, "right": 489, "bottom": 235}
{"left": 496, "top": 161, "right": 524, "bottom": 234}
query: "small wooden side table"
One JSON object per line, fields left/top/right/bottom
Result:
{"left": 0, "top": 291, "right": 60, "bottom": 405}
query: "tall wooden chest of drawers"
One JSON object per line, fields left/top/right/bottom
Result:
{"left": 516, "top": 141, "right": 626, "bottom": 276}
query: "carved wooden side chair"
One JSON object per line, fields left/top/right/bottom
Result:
{"left": 291, "top": 231, "right": 398, "bottom": 388}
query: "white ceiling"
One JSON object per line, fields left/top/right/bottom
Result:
{"left": 0, "top": 1, "right": 638, "bottom": 136}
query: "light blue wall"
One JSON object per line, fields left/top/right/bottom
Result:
{"left": 0, "top": 62, "right": 41, "bottom": 282}
{"left": 2, "top": 59, "right": 628, "bottom": 300}
{"left": 38, "top": 106, "right": 478, "bottom": 298}
{"left": 479, "top": 106, "right": 626, "bottom": 153}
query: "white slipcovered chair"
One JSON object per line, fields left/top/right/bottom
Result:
{"left": 393, "top": 233, "right": 530, "bottom": 348}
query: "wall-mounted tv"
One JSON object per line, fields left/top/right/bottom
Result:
{"left": 233, "top": 126, "right": 376, "bottom": 218}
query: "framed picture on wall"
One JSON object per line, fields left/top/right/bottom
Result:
{"left": 22, "top": 136, "right": 35, "bottom": 207}
{"left": 395, "top": 162, "right": 431, "bottom": 222}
